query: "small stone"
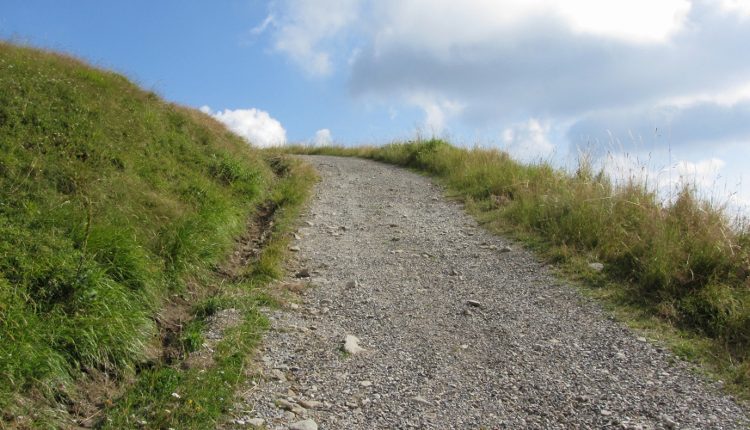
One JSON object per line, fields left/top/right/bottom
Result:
{"left": 660, "top": 414, "right": 677, "bottom": 429}
{"left": 295, "top": 268, "right": 310, "bottom": 278}
{"left": 304, "top": 221, "right": 314, "bottom": 227}
{"left": 271, "top": 369, "right": 287, "bottom": 382}
{"left": 170, "top": 392, "right": 181, "bottom": 399}
{"left": 245, "top": 418, "right": 265, "bottom": 427}
{"left": 499, "top": 246, "right": 513, "bottom": 253}
{"left": 289, "top": 246, "right": 301, "bottom": 252}
{"left": 289, "top": 419, "right": 318, "bottom": 430}
{"left": 600, "top": 409, "right": 612, "bottom": 416}
{"left": 293, "top": 233, "right": 301, "bottom": 240}
{"left": 412, "top": 395, "right": 430, "bottom": 405}
{"left": 345, "top": 280, "right": 359, "bottom": 289}
{"left": 276, "top": 398, "right": 296, "bottom": 411}
{"left": 344, "top": 335, "right": 365, "bottom": 354}
{"left": 449, "top": 268, "right": 460, "bottom": 276}
{"left": 466, "top": 300, "right": 481, "bottom": 308}
{"left": 289, "top": 303, "right": 300, "bottom": 310}
{"left": 298, "top": 399, "right": 325, "bottom": 409}
{"left": 637, "top": 336, "right": 647, "bottom": 342}
{"left": 460, "top": 344, "right": 469, "bottom": 349}
{"left": 588, "top": 262, "right": 604, "bottom": 272}
{"left": 360, "top": 380, "right": 373, "bottom": 387}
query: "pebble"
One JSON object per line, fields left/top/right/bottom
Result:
{"left": 298, "top": 399, "right": 325, "bottom": 409}
{"left": 589, "top": 262, "right": 604, "bottom": 272}
{"left": 466, "top": 300, "right": 481, "bottom": 307}
{"left": 344, "top": 335, "right": 365, "bottom": 354}
{"left": 246, "top": 417, "right": 265, "bottom": 427}
{"left": 289, "top": 419, "right": 318, "bottom": 430}
{"left": 271, "top": 369, "right": 287, "bottom": 382}
{"left": 412, "top": 395, "right": 430, "bottom": 405}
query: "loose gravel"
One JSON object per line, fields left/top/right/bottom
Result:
{"left": 228, "top": 156, "right": 748, "bottom": 429}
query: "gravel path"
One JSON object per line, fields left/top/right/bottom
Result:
{"left": 229, "top": 156, "right": 748, "bottom": 429}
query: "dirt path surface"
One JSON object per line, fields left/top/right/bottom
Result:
{"left": 229, "top": 156, "right": 748, "bottom": 429}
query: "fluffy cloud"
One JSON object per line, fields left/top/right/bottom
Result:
{"left": 602, "top": 152, "right": 732, "bottom": 207}
{"left": 260, "top": 0, "right": 362, "bottom": 76}
{"left": 407, "top": 94, "right": 464, "bottom": 135}
{"left": 259, "top": 1, "right": 750, "bottom": 152}
{"left": 313, "top": 128, "right": 333, "bottom": 146}
{"left": 501, "top": 119, "right": 555, "bottom": 162}
{"left": 201, "top": 106, "right": 287, "bottom": 147}
{"left": 604, "top": 153, "right": 726, "bottom": 188}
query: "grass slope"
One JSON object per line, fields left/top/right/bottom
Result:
{"left": 289, "top": 140, "right": 750, "bottom": 397}
{"left": 0, "top": 42, "right": 313, "bottom": 428}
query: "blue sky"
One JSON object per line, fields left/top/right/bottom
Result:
{"left": 2, "top": 0, "right": 750, "bottom": 212}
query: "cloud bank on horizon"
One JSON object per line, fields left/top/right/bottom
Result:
{"left": 260, "top": 0, "right": 750, "bottom": 145}
{"left": 253, "top": 0, "right": 750, "bottom": 209}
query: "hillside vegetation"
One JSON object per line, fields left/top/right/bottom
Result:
{"left": 289, "top": 140, "right": 750, "bottom": 396}
{"left": 0, "top": 42, "right": 314, "bottom": 428}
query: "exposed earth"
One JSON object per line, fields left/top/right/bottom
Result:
{"left": 227, "top": 156, "right": 748, "bottom": 429}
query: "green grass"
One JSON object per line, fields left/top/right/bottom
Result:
{"left": 287, "top": 140, "right": 750, "bottom": 398}
{"left": 0, "top": 41, "right": 315, "bottom": 428}
{"left": 101, "top": 156, "right": 316, "bottom": 429}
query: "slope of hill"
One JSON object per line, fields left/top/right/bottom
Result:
{"left": 0, "top": 42, "right": 313, "bottom": 428}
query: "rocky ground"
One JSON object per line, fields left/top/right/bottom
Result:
{"left": 226, "top": 156, "right": 748, "bottom": 429}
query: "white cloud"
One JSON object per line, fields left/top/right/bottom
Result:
{"left": 559, "top": 0, "right": 691, "bottom": 43}
{"left": 202, "top": 106, "right": 287, "bottom": 148}
{"left": 717, "top": 0, "right": 750, "bottom": 17}
{"left": 368, "top": 0, "right": 691, "bottom": 58}
{"left": 313, "top": 128, "right": 333, "bottom": 146}
{"left": 672, "top": 158, "right": 727, "bottom": 188}
{"left": 501, "top": 118, "right": 555, "bottom": 162}
{"left": 251, "top": 14, "right": 275, "bottom": 35}
{"left": 602, "top": 153, "right": 728, "bottom": 201}
{"left": 263, "top": 1, "right": 750, "bottom": 137}
{"left": 408, "top": 94, "right": 464, "bottom": 135}
{"left": 268, "top": 0, "right": 361, "bottom": 76}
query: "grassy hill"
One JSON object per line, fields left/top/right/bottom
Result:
{"left": 289, "top": 140, "right": 750, "bottom": 398}
{"left": 0, "top": 42, "right": 313, "bottom": 428}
